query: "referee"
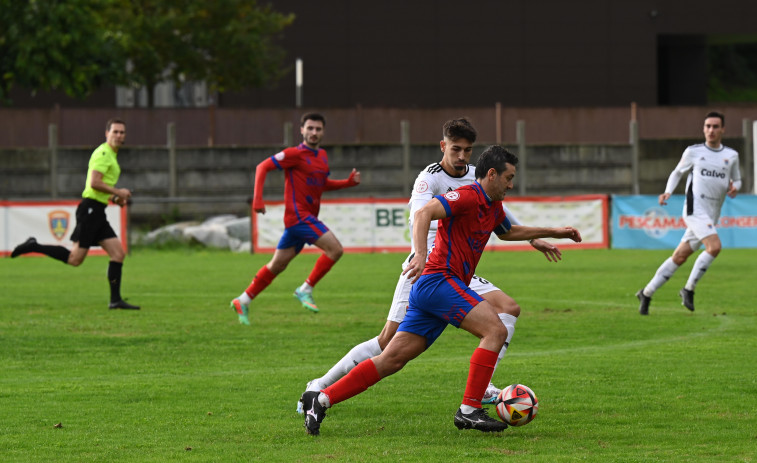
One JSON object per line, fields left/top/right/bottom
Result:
{"left": 11, "top": 118, "right": 140, "bottom": 310}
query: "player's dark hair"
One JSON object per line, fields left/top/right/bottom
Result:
{"left": 301, "top": 112, "right": 326, "bottom": 127}
{"left": 442, "top": 117, "right": 477, "bottom": 143}
{"left": 475, "top": 145, "right": 518, "bottom": 179}
{"left": 705, "top": 111, "right": 725, "bottom": 126}
{"left": 106, "top": 118, "right": 126, "bottom": 132}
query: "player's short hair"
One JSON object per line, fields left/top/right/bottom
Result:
{"left": 475, "top": 145, "right": 519, "bottom": 179}
{"left": 704, "top": 111, "right": 725, "bottom": 126}
{"left": 106, "top": 118, "right": 126, "bottom": 132}
{"left": 301, "top": 113, "right": 326, "bottom": 127}
{"left": 442, "top": 117, "right": 477, "bottom": 143}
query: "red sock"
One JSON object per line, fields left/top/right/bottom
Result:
{"left": 322, "top": 358, "right": 381, "bottom": 406}
{"left": 305, "top": 254, "right": 336, "bottom": 287}
{"left": 245, "top": 266, "right": 276, "bottom": 298}
{"left": 462, "top": 348, "right": 499, "bottom": 408}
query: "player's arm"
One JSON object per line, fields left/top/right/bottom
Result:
{"left": 252, "top": 157, "right": 278, "bottom": 214}
{"left": 502, "top": 202, "right": 562, "bottom": 262}
{"left": 660, "top": 148, "right": 694, "bottom": 205}
{"left": 497, "top": 224, "right": 582, "bottom": 244}
{"left": 324, "top": 168, "right": 360, "bottom": 191}
{"left": 403, "top": 198, "right": 448, "bottom": 283}
{"left": 90, "top": 170, "right": 131, "bottom": 205}
{"left": 727, "top": 157, "right": 742, "bottom": 198}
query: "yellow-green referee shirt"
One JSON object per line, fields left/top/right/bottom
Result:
{"left": 82, "top": 142, "right": 121, "bottom": 204}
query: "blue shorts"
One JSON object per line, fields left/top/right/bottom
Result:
{"left": 277, "top": 216, "right": 330, "bottom": 254}
{"left": 400, "top": 272, "right": 484, "bottom": 347}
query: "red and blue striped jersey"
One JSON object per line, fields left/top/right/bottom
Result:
{"left": 423, "top": 182, "right": 511, "bottom": 285}
{"left": 271, "top": 143, "right": 331, "bottom": 228}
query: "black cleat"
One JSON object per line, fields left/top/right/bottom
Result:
{"left": 636, "top": 289, "right": 651, "bottom": 315}
{"left": 109, "top": 300, "right": 141, "bottom": 310}
{"left": 679, "top": 288, "right": 695, "bottom": 312}
{"left": 301, "top": 391, "right": 327, "bottom": 436}
{"left": 454, "top": 408, "right": 507, "bottom": 432}
{"left": 11, "top": 237, "right": 38, "bottom": 258}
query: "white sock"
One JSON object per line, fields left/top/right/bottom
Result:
{"left": 644, "top": 257, "right": 679, "bottom": 296}
{"left": 685, "top": 252, "right": 715, "bottom": 291}
{"left": 318, "top": 337, "right": 382, "bottom": 389}
{"left": 460, "top": 405, "right": 477, "bottom": 414}
{"left": 298, "top": 282, "right": 314, "bottom": 294}
{"left": 238, "top": 292, "right": 252, "bottom": 305}
{"left": 317, "top": 392, "right": 331, "bottom": 408}
{"left": 493, "top": 313, "right": 517, "bottom": 372}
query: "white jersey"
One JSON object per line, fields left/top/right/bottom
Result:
{"left": 665, "top": 143, "right": 741, "bottom": 223}
{"left": 408, "top": 162, "right": 521, "bottom": 250}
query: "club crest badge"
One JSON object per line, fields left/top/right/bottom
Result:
{"left": 444, "top": 191, "right": 460, "bottom": 201}
{"left": 48, "top": 210, "right": 70, "bottom": 241}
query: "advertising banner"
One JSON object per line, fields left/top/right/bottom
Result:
{"left": 253, "top": 195, "right": 608, "bottom": 253}
{"left": 611, "top": 195, "right": 757, "bottom": 249}
{"left": 1, "top": 200, "right": 128, "bottom": 257}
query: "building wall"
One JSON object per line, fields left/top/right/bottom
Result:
{"left": 222, "top": 0, "right": 757, "bottom": 108}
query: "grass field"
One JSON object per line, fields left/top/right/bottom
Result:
{"left": 1, "top": 248, "right": 755, "bottom": 462}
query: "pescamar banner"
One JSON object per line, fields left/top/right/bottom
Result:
{"left": 611, "top": 195, "right": 757, "bottom": 249}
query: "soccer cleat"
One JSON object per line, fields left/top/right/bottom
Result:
{"left": 108, "top": 299, "right": 141, "bottom": 310}
{"left": 11, "top": 237, "right": 38, "bottom": 258}
{"left": 636, "top": 289, "right": 651, "bottom": 315}
{"left": 482, "top": 382, "right": 502, "bottom": 405}
{"left": 679, "top": 288, "right": 695, "bottom": 312}
{"left": 293, "top": 289, "right": 319, "bottom": 313}
{"left": 454, "top": 407, "right": 507, "bottom": 432}
{"left": 296, "top": 380, "right": 318, "bottom": 414}
{"left": 301, "top": 391, "right": 327, "bottom": 436}
{"left": 230, "top": 298, "right": 250, "bottom": 325}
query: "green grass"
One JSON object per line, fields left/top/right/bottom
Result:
{"left": 1, "top": 248, "right": 756, "bottom": 462}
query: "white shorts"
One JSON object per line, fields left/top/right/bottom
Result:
{"left": 386, "top": 253, "right": 500, "bottom": 323}
{"left": 681, "top": 213, "right": 718, "bottom": 251}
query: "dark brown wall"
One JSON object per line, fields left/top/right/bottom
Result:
{"left": 222, "top": 0, "right": 757, "bottom": 108}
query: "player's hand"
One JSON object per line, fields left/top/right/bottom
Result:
{"left": 349, "top": 168, "right": 361, "bottom": 185}
{"left": 727, "top": 181, "right": 739, "bottom": 198}
{"left": 112, "top": 195, "right": 127, "bottom": 207}
{"left": 555, "top": 226, "right": 582, "bottom": 243}
{"left": 402, "top": 253, "right": 426, "bottom": 283}
{"left": 658, "top": 192, "right": 671, "bottom": 206}
{"left": 116, "top": 188, "right": 132, "bottom": 200}
{"left": 254, "top": 206, "right": 266, "bottom": 214}
{"left": 530, "top": 239, "right": 562, "bottom": 262}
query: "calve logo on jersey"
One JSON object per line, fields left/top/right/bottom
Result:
{"left": 701, "top": 168, "right": 726, "bottom": 179}
{"left": 444, "top": 191, "right": 460, "bottom": 201}
{"left": 274, "top": 151, "right": 286, "bottom": 161}
{"left": 415, "top": 180, "right": 429, "bottom": 193}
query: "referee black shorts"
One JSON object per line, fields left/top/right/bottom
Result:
{"left": 70, "top": 198, "right": 117, "bottom": 248}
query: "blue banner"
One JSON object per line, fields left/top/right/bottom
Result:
{"left": 612, "top": 195, "right": 757, "bottom": 249}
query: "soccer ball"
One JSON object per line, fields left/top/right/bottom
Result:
{"left": 495, "top": 384, "right": 539, "bottom": 426}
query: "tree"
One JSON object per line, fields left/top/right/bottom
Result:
{"left": 118, "top": 1, "right": 294, "bottom": 107}
{"left": 0, "top": 0, "right": 127, "bottom": 103}
{"left": 1, "top": 0, "right": 294, "bottom": 106}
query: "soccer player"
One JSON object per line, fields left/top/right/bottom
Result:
{"left": 300, "top": 145, "right": 582, "bottom": 435}
{"left": 229, "top": 113, "right": 360, "bottom": 324}
{"left": 11, "top": 118, "right": 140, "bottom": 310}
{"left": 297, "top": 118, "right": 563, "bottom": 412}
{"left": 636, "top": 111, "right": 741, "bottom": 314}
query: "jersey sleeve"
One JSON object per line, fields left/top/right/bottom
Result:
{"left": 501, "top": 202, "right": 522, "bottom": 226}
{"left": 408, "top": 170, "right": 439, "bottom": 230}
{"left": 90, "top": 148, "right": 113, "bottom": 175}
{"left": 270, "top": 147, "right": 301, "bottom": 170}
{"left": 730, "top": 154, "right": 742, "bottom": 190}
{"left": 665, "top": 147, "right": 695, "bottom": 194}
